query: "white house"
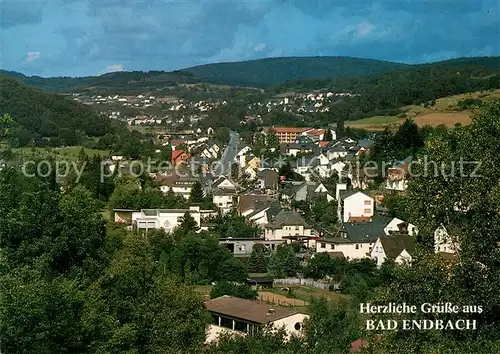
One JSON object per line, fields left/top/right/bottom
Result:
{"left": 371, "top": 235, "right": 416, "bottom": 267}
{"left": 205, "top": 296, "right": 308, "bottom": 343}
{"left": 131, "top": 206, "right": 201, "bottom": 233}
{"left": 316, "top": 214, "right": 414, "bottom": 260}
{"left": 245, "top": 203, "right": 281, "bottom": 227}
{"left": 338, "top": 190, "right": 374, "bottom": 223}
{"left": 264, "top": 211, "right": 316, "bottom": 247}
{"left": 213, "top": 188, "right": 237, "bottom": 214}
{"left": 326, "top": 143, "right": 348, "bottom": 160}
{"left": 212, "top": 176, "right": 237, "bottom": 190}
{"left": 155, "top": 174, "right": 198, "bottom": 199}
{"left": 316, "top": 238, "right": 373, "bottom": 260}
{"left": 234, "top": 145, "right": 252, "bottom": 164}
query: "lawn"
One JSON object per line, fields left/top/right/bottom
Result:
{"left": 267, "top": 285, "right": 347, "bottom": 304}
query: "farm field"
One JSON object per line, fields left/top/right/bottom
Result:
{"left": 345, "top": 89, "right": 499, "bottom": 131}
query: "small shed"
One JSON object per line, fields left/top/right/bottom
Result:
{"left": 246, "top": 277, "right": 274, "bottom": 289}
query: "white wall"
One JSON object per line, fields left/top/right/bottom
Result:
{"left": 342, "top": 192, "right": 374, "bottom": 222}
{"left": 160, "top": 185, "right": 192, "bottom": 199}
{"left": 395, "top": 249, "right": 412, "bottom": 265}
{"left": 370, "top": 238, "right": 386, "bottom": 267}
{"left": 271, "top": 313, "right": 309, "bottom": 339}
{"left": 132, "top": 207, "right": 201, "bottom": 233}
{"left": 213, "top": 194, "right": 234, "bottom": 214}
{"left": 316, "top": 241, "right": 373, "bottom": 260}
{"left": 384, "top": 218, "right": 417, "bottom": 236}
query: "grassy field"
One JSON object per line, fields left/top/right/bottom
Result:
{"left": 345, "top": 89, "right": 500, "bottom": 131}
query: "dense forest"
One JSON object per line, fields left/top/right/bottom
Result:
{"left": 2, "top": 56, "right": 498, "bottom": 93}
{"left": 183, "top": 56, "right": 410, "bottom": 87}
{"left": 0, "top": 77, "right": 116, "bottom": 147}
{"left": 0, "top": 101, "right": 499, "bottom": 353}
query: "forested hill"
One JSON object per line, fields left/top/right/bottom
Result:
{"left": 0, "top": 57, "right": 407, "bottom": 91}
{"left": 182, "top": 56, "right": 409, "bottom": 87}
{"left": 0, "top": 77, "right": 116, "bottom": 147}
{"left": 1, "top": 56, "right": 499, "bottom": 93}
{"left": 0, "top": 70, "right": 202, "bottom": 94}
{"left": 273, "top": 61, "right": 500, "bottom": 102}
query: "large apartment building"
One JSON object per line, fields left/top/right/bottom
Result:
{"left": 263, "top": 126, "right": 326, "bottom": 143}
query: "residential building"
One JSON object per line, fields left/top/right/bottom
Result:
{"left": 219, "top": 237, "right": 285, "bottom": 256}
{"left": 257, "top": 169, "right": 280, "bottom": 191}
{"left": 154, "top": 173, "right": 198, "bottom": 199}
{"left": 326, "top": 143, "right": 348, "bottom": 160}
{"left": 292, "top": 181, "right": 334, "bottom": 202}
{"left": 205, "top": 296, "right": 309, "bottom": 343}
{"left": 213, "top": 188, "right": 238, "bottom": 214}
{"left": 131, "top": 206, "right": 201, "bottom": 233}
{"left": 301, "top": 128, "right": 326, "bottom": 142}
{"left": 172, "top": 149, "right": 190, "bottom": 166}
{"left": 245, "top": 201, "right": 281, "bottom": 227}
{"left": 371, "top": 234, "right": 416, "bottom": 267}
{"left": 263, "top": 126, "right": 313, "bottom": 144}
{"left": 264, "top": 210, "right": 316, "bottom": 247}
{"left": 316, "top": 214, "right": 414, "bottom": 260}
{"left": 338, "top": 190, "right": 374, "bottom": 222}
{"left": 238, "top": 194, "right": 276, "bottom": 215}
{"left": 386, "top": 157, "right": 412, "bottom": 191}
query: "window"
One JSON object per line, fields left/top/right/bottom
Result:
{"left": 330, "top": 244, "right": 335, "bottom": 250}
{"left": 177, "top": 216, "right": 183, "bottom": 223}
{"left": 364, "top": 200, "right": 371, "bottom": 205}
{"left": 295, "top": 226, "right": 299, "bottom": 230}
{"left": 355, "top": 244, "right": 359, "bottom": 249}
{"left": 321, "top": 243, "right": 326, "bottom": 248}
{"left": 294, "top": 322, "right": 302, "bottom": 331}
{"left": 364, "top": 208, "right": 371, "bottom": 214}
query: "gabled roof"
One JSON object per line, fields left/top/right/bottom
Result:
{"left": 340, "top": 189, "right": 371, "bottom": 200}
{"left": 213, "top": 187, "right": 237, "bottom": 196}
{"left": 379, "top": 235, "right": 416, "bottom": 259}
{"left": 342, "top": 215, "right": 394, "bottom": 242}
{"left": 212, "top": 176, "right": 236, "bottom": 189}
{"left": 238, "top": 194, "right": 274, "bottom": 214}
{"left": 257, "top": 169, "right": 279, "bottom": 181}
{"left": 205, "top": 296, "right": 299, "bottom": 324}
{"left": 328, "top": 143, "right": 347, "bottom": 153}
{"left": 172, "top": 149, "right": 188, "bottom": 161}
{"left": 296, "top": 156, "right": 319, "bottom": 168}
{"left": 281, "top": 181, "right": 306, "bottom": 197}
{"left": 356, "top": 139, "right": 374, "bottom": 149}
{"left": 265, "top": 210, "right": 310, "bottom": 229}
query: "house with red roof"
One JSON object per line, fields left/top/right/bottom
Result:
{"left": 172, "top": 149, "right": 190, "bottom": 167}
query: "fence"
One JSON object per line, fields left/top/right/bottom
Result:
{"left": 273, "top": 277, "right": 340, "bottom": 291}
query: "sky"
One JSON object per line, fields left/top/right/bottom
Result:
{"left": 1, "top": 0, "right": 499, "bottom": 77}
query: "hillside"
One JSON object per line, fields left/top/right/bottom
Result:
{"left": 0, "top": 77, "right": 115, "bottom": 147}
{"left": 344, "top": 89, "right": 500, "bottom": 131}
{"left": 2, "top": 56, "right": 498, "bottom": 93}
{"left": 0, "top": 70, "right": 202, "bottom": 94}
{"left": 182, "top": 56, "right": 409, "bottom": 87}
